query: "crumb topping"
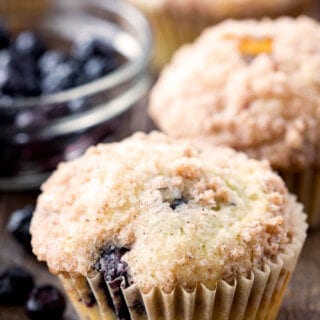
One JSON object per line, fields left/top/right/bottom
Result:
{"left": 149, "top": 17, "right": 320, "bottom": 169}
{"left": 31, "top": 132, "right": 302, "bottom": 293}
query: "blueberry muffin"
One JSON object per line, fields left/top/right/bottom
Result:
{"left": 31, "top": 132, "right": 306, "bottom": 320}
{"left": 150, "top": 16, "right": 320, "bottom": 229}
{"left": 128, "top": 0, "right": 310, "bottom": 69}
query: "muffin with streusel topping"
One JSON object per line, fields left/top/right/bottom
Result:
{"left": 128, "top": 0, "right": 310, "bottom": 69}
{"left": 150, "top": 16, "right": 320, "bottom": 228}
{"left": 31, "top": 132, "right": 306, "bottom": 320}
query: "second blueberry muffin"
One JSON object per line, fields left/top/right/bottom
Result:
{"left": 150, "top": 16, "right": 320, "bottom": 228}
{"left": 31, "top": 132, "right": 306, "bottom": 320}
{"left": 128, "top": 0, "right": 310, "bottom": 69}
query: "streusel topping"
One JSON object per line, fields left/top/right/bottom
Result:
{"left": 31, "top": 132, "right": 301, "bottom": 292}
{"left": 149, "top": 17, "right": 320, "bottom": 169}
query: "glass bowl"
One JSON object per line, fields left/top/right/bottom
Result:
{"left": 0, "top": 0, "right": 152, "bottom": 190}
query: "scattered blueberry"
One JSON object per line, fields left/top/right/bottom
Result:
{"left": 7, "top": 205, "right": 34, "bottom": 253}
{"left": 25, "top": 285, "right": 66, "bottom": 320}
{"left": 0, "top": 267, "right": 34, "bottom": 306}
{"left": 170, "top": 198, "right": 188, "bottom": 210}
{"left": 97, "top": 245, "right": 130, "bottom": 285}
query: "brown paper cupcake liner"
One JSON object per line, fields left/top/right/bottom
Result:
{"left": 59, "top": 201, "right": 306, "bottom": 320}
{"left": 133, "top": 1, "right": 311, "bottom": 70}
{"left": 142, "top": 9, "right": 215, "bottom": 70}
{"left": 280, "top": 167, "right": 320, "bottom": 229}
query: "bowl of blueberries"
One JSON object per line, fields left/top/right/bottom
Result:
{"left": 0, "top": 0, "right": 152, "bottom": 190}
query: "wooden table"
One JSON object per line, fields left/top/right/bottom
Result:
{"left": 1, "top": 2, "right": 320, "bottom": 319}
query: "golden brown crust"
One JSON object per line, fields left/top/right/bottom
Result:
{"left": 31, "top": 132, "right": 303, "bottom": 292}
{"left": 149, "top": 17, "right": 320, "bottom": 170}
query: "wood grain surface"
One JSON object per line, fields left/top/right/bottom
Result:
{"left": 1, "top": 2, "right": 320, "bottom": 319}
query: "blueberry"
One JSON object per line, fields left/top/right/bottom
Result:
{"left": 0, "top": 66, "right": 24, "bottom": 97}
{"left": 25, "top": 285, "right": 66, "bottom": 320}
{"left": 82, "top": 56, "right": 109, "bottom": 82}
{"left": 9, "top": 44, "right": 41, "bottom": 97}
{"left": 96, "top": 245, "right": 131, "bottom": 320}
{"left": 71, "top": 38, "right": 96, "bottom": 63}
{"left": 91, "top": 39, "right": 117, "bottom": 58}
{"left": 0, "top": 22, "right": 10, "bottom": 49}
{"left": 67, "top": 98, "right": 87, "bottom": 113}
{"left": 0, "top": 94, "right": 14, "bottom": 107}
{"left": 11, "top": 54, "right": 39, "bottom": 78}
{"left": 97, "top": 245, "right": 130, "bottom": 285}
{"left": 41, "top": 61, "right": 78, "bottom": 94}
{"left": 0, "top": 32, "right": 43, "bottom": 97}
{"left": 72, "top": 38, "right": 118, "bottom": 62}
{"left": 170, "top": 198, "right": 188, "bottom": 210}
{"left": 0, "top": 64, "right": 40, "bottom": 97}
{"left": 0, "top": 49, "right": 10, "bottom": 69}
{"left": 15, "top": 110, "right": 47, "bottom": 127}
{"left": 11, "top": 31, "right": 46, "bottom": 59}
{"left": 0, "top": 267, "right": 34, "bottom": 305}
{"left": 38, "top": 50, "right": 66, "bottom": 76}
{"left": 7, "top": 205, "right": 34, "bottom": 253}
{"left": 0, "top": 67, "right": 9, "bottom": 90}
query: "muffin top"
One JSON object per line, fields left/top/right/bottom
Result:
{"left": 130, "top": 0, "right": 305, "bottom": 18}
{"left": 149, "top": 17, "right": 320, "bottom": 170}
{"left": 31, "top": 132, "right": 302, "bottom": 293}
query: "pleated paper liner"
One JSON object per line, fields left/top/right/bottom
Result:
{"left": 280, "top": 167, "right": 320, "bottom": 229}
{"left": 144, "top": 8, "right": 214, "bottom": 71}
{"left": 132, "top": 0, "right": 311, "bottom": 71}
{"left": 59, "top": 201, "right": 307, "bottom": 320}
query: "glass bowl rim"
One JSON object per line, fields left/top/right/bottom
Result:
{"left": 0, "top": 0, "right": 152, "bottom": 110}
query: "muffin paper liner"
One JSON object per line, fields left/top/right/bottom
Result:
{"left": 59, "top": 202, "right": 306, "bottom": 320}
{"left": 280, "top": 167, "right": 320, "bottom": 229}
{"left": 140, "top": 8, "right": 214, "bottom": 70}
{"left": 132, "top": 1, "right": 310, "bottom": 70}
